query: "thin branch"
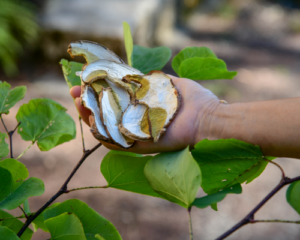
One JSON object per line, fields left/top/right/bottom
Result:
{"left": 0, "top": 114, "right": 9, "bottom": 133}
{"left": 215, "top": 175, "right": 300, "bottom": 240}
{"left": 251, "top": 219, "right": 300, "bottom": 224}
{"left": 188, "top": 207, "right": 193, "bottom": 240}
{"left": 19, "top": 206, "right": 28, "bottom": 219}
{"left": 66, "top": 185, "right": 108, "bottom": 193}
{"left": 0, "top": 215, "right": 27, "bottom": 221}
{"left": 79, "top": 116, "right": 86, "bottom": 153}
{"left": 265, "top": 158, "right": 285, "bottom": 180}
{"left": 16, "top": 142, "right": 35, "bottom": 160}
{"left": 17, "top": 143, "right": 102, "bottom": 237}
{"left": 0, "top": 115, "right": 20, "bottom": 158}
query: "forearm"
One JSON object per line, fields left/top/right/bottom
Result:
{"left": 210, "top": 98, "right": 300, "bottom": 158}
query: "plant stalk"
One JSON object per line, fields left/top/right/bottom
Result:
{"left": 17, "top": 143, "right": 102, "bottom": 237}
{"left": 215, "top": 175, "right": 300, "bottom": 240}
{"left": 66, "top": 185, "right": 108, "bottom": 193}
{"left": 188, "top": 207, "right": 193, "bottom": 240}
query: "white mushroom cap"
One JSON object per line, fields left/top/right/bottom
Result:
{"left": 99, "top": 88, "right": 133, "bottom": 148}
{"left": 119, "top": 104, "right": 151, "bottom": 141}
{"left": 81, "top": 85, "right": 109, "bottom": 141}
{"left": 68, "top": 40, "right": 125, "bottom": 64}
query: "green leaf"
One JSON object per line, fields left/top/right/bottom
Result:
{"left": 144, "top": 147, "right": 201, "bottom": 208}
{"left": 32, "top": 202, "right": 61, "bottom": 232}
{"left": 43, "top": 199, "right": 122, "bottom": 240}
{"left": 191, "top": 139, "right": 266, "bottom": 194}
{"left": 60, "top": 59, "right": 83, "bottom": 89}
{"left": 132, "top": 45, "right": 171, "bottom": 74}
{"left": 0, "top": 226, "right": 20, "bottom": 240}
{"left": 0, "top": 158, "right": 28, "bottom": 191}
{"left": 286, "top": 180, "right": 300, "bottom": 215}
{"left": 172, "top": 46, "right": 217, "bottom": 75}
{"left": 101, "top": 152, "right": 162, "bottom": 198}
{"left": 0, "top": 210, "right": 33, "bottom": 240}
{"left": 95, "top": 234, "right": 106, "bottom": 240}
{"left": 45, "top": 212, "right": 87, "bottom": 240}
{"left": 192, "top": 184, "right": 242, "bottom": 210}
{"left": 16, "top": 98, "right": 76, "bottom": 151}
{"left": 0, "top": 81, "right": 26, "bottom": 114}
{"left": 0, "top": 132, "right": 9, "bottom": 159}
{"left": 210, "top": 203, "right": 218, "bottom": 211}
{"left": 0, "top": 175, "right": 44, "bottom": 210}
{"left": 179, "top": 57, "right": 237, "bottom": 80}
{"left": 123, "top": 21, "right": 133, "bottom": 66}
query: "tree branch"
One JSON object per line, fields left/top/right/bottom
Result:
{"left": 215, "top": 175, "right": 300, "bottom": 240}
{"left": 65, "top": 185, "right": 108, "bottom": 193}
{"left": 251, "top": 219, "right": 300, "bottom": 224}
{"left": 17, "top": 142, "right": 102, "bottom": 237}
{"left": 188, "top": 207, "right": 193, "bottom": 240}
{"left": 0, "top": 115, "right": 20, "bottom": 158}
{"left": 79, "top": 116, "right": 86, "bottom": 153}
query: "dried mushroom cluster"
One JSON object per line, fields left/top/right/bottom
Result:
{"left": 68, "top": 41, "right": 180, "bottom": 148}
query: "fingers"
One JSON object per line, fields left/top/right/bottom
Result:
{"left": 74, "top": 98, "right": 91, "bottom": 126}
{"left": 70, "top": 86, "right": 81, "bottom": 99}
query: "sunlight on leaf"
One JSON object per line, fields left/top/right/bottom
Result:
{"left": 16, "top": 98, "right": 76, "bottom": 151}
{"left": 60, "top": 59, "right": 83, "bottom": 89}
{"left": 45, "top": 213, "right": 87, "bottom": 240}
{"left": 0, "top": 81, "right": 26, "bottom": 114}
{"left": 101, "top": 152, "right": 162, "bottom": 198}
{"left": 123, "top": 21, "right": 133, "bottom": 66}
{"left": 172, "top": 46, "right": 217, "bottom": 75}
{"left": 144, "top": 147, "right": 201, "bottom": 208}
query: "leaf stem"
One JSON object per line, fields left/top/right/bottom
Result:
{"left": 16, "top": 142, "right": 35, "bottom": 160}
{"left": 0, "top": 215, "right": 27, "bottom": 221}
{"left": 79, "top": 116, "right": 86, "bottom": 153}
{"left": 0, "top": 115, "right": 21, "bottom": 158}
{"left": 17, "top": 143, "right": 102, "bottom": 237}
{"left": 188, "top": 207, "right": 193, "bottom": 240}
{"left": 18, "top": 206, "right": 28, "bottom": 219}
{"left": 215, "top": 175, "right": 300, "bottom": 240}
{"left": 265, "top": 158, "right": 285, "bottom": 180}
{"left": 251, "top": 219, "right": 300, "bottom": 224}
{"left": 66, "top": 185, "right": 108, "bottom": 193}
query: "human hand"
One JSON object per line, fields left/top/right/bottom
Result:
{"left": 70, "top": 75, "right": 221, "bottom": 154}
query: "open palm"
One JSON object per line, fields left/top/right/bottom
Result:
{"left": 70, "top": 76, "right": 220, "bottom": 154}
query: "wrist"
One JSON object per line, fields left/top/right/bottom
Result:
{"left": 193, "top": 100, "right": 230, "bottom": 146}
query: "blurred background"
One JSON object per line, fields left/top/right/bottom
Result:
{"left": 2, "top": 0, "right": 300, "bottom": 239}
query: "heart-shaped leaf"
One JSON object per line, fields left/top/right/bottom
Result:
{"left": 286, "top": 180, "right": 300, "bottom": 215}
{"left": 0, "top": 81, "right": 26, "bottom": 114}
{"left": 179, "top": 57, "right": 237, "bottom": 80}
{"left": 43, "top": 199, "right": 122, "bottom": 240}
{"left": 192, "top": 184, "right": 242, "bottom": 210}
{"left": 60, "top": 59, "right": 83, "bottom": 88}
{"left": 172, "top": 46, "right": 217, "bottom": 75}
{"left": 45, "top": 212, "right": 87, "bottom": 240}
{"left": 0, "top": 210, "right": 33, "bottom": 240}
{"left": 192, "top": 139, "right": 266, "bottom": 194}
{"left": 0, "top": 132, "right": 9, "bottom": 159}
{"left": 101, "top": 151, "right": 162, "bottom": 198}
{"left": 144, "top": 147, "right": 201, "bottom": 208}
{"left": 132, "top": 45, "right": 171, "bottom": 74}
{"left": 16, "top": 98, "right": 76, "bottom": 151}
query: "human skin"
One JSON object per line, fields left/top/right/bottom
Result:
{"left": 70, "top": 75, "right": 300, "bottom": 158}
